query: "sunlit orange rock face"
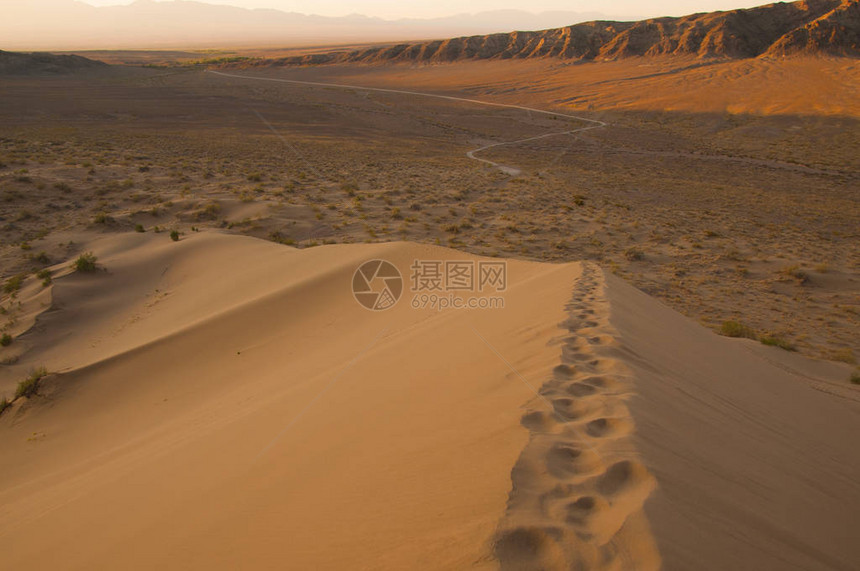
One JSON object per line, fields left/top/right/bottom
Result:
{"left": 244, "top": 0, "right": 858, "bottom": 68}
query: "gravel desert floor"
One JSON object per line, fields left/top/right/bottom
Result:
{"left": 1, "top": 57, "right": 857, "bottom": 365}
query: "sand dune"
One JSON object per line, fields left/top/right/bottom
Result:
{"left": 1, "top": 233, "right": 857, "bottom": 569}
{"left": 0, "top": 233, "right": 586, "bottom": 568}
{"left": 607, "top": 274, "right": 860, "bottom": 570}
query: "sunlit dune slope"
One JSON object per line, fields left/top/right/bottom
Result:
{"left": 0, "top": 233, "right": 857, "bottom": 570}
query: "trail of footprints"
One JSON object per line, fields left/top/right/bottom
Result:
{"left": 495, "top": 264, "right": 660, "bottom": 571}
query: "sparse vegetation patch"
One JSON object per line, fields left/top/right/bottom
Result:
{"left": 720, "top": 321, "right": 757, "bottom": 340}
{"left": 73, "top": 252, "right": 99, "bottom": 272}
{"left": 760, "top": 335, "right": 796, "bottom": 352}
{"left": 15, "top": 366, "right": 48, "bottom": 399}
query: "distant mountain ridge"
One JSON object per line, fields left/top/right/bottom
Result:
{"left": 242, "top": 0, "right": 859, "bottom": 67}
{"left": 2, "top": 0, "right": 609, "bottom": 50}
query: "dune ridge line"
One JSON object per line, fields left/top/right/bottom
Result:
{"left": 494, "top": 263, "right": 660, "bottom": 570}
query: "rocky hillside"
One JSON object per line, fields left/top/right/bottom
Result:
{"left": 768, "top": 0, "right": 860, "bottom": 54}
{"left": 245, "top": 0, "right": 858, "bottom": 67}
{"left": 0, "top": 50, "right": 107, "bottom": 75}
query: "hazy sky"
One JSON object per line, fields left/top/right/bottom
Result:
{"left": 78, "top": 0, "right": 770, "bottom": 19}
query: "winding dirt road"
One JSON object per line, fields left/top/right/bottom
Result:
{"left": 206, "top": 69, "right": 607, "bottom": 175}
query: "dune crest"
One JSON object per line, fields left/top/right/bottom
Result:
{"left": 495, "top": 263, "right": 659, "bottom": 570}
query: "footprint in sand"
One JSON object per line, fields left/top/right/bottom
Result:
{"left": 579, "top": 375, "right": 618, "bottom": 391}
{"left": 552, "top": 397, "right": 597, "bottom": 420}
{"left": 585, "top": 417, "right": 633, "bottom": 438}
{"left": 562, "top": 347, "right": 593, "bottom": 362}
{"left": 586, "top": 335, "right": 614, "bottom": 346}
{"left": 547, "top": 443, "right": 603, "bottom": 478}
{"left": 596, "top": 460, "right": 653, "bottom": 498}
{"left": 553, "top": 364, "right": 576, "bottom": 379}
{"left": 495, "top": 527, "right": 567, "bottom": 571}
{"left": 566, "top": 382, "right": 599, "bottom": 397}
{"left": 565, "top": 495, "right": 611, "bottom": 527}
{"left": 521, "top": 410, "right": 558, "bottom": 432}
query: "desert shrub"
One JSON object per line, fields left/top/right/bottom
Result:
{"left": 32, "top": 251, "right": 50, "bottom": 265}
{"left": 720, "top": 320, "right": 756, "bottom": 339}
{"left": 195, "top": 201, "right": 221, "bottom": 221}
{"left": 3, "top": 274, "right": 24, "bottom": 294}
{"left": 827, "top": 348, "right": 855, "bottom": 364}
{"left": 779, "top": 265, "right": 809, "bottom": 284}
{"left": 0, "top": 333, "right": 11, "bottom": 346}
{"left": 624, "top": 248, "right": 644, "bottom": 261}
{"left": 760, "top": 335, "right": 796, "bottom": 351}
{"left": 73, "top": 252, "right": 98, "bottom": 272}
{"left": 15, "top": 367, "right": 47, "bottom": 399}
{"left": 36, "top": 268, "right": 52, "bottom": 286}
{"left": 170, "top": 230, "right": 180, "bottom": 242}
{"left": 340, "top": 181, "right": 358, "bottom": 195}
{"left": 135, "top": 224, "right": 145, "bottom": 233}
{"left": 851, "top": 371, "right": 860, "bottom": 385}
{"left": 269, "top": 231, "right": 295, "bottom": 246}
{"left": 722, "top": 249, "right": 746, "bottom": 262}
{"left": 54, "top": 181, "right": 72, "bottom": 192}
{"left": 93, "top": 212, "right": 109, "bottom": 224}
